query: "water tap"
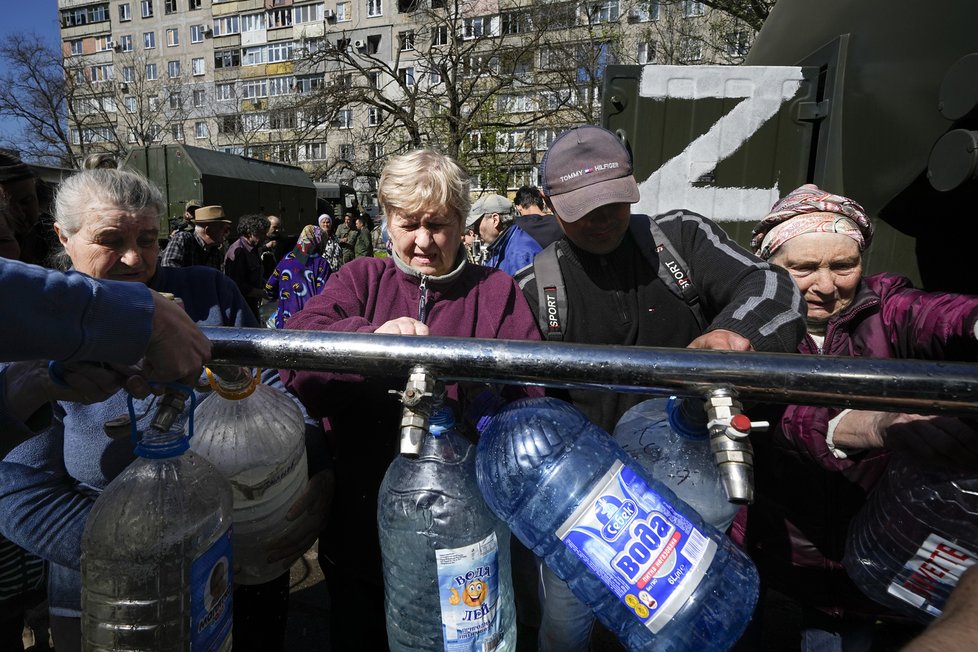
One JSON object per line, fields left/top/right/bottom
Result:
{"left": 389, "top": 366, "right": 444, "bottom": 457}
{"left": 704, "top": 387, "right": 768, "bottom": 504}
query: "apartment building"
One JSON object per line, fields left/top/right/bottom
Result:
{"left": 58, "top": 0, "right": 757, "bottom": 201}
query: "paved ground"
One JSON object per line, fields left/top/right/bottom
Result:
{"left": 285, "top": 541, "right": 330, "bottom": 652}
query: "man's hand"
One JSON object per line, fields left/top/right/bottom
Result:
{"left": 687, "top": 329, "right": 753, "bottom": 351}
{"left": 141, "top": 290, "right": 211, "bottom": 387}
{"left": 375, "top": 317, "right": 429, "bottom": 336}
{"left": 5, "top": 360, "right": 134, "bottom": 423}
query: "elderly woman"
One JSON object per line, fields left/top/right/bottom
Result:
{"left": 317, "top": 213, "right": 343, "bottom": 271}
{"left": 735, "top": 184, "right": 978, "bottom": 651}
{"left": 264, "top": 224, "right": 332, "bottom": 328}
{"left": 0, "top": 169, "right": 328, "bottom": 652}
{"left": 281, "top": 149, "right": 542, "bottom": 650}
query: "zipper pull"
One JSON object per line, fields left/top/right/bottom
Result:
{"left": 417, "top": 275, "right": 429, "bottom": 324}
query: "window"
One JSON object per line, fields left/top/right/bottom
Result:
{"left": 367, "top": 107, "right": 381, "bottom": 126}
{"left": 141, "top": 0, "right": 153, "bottom": 18}
{"left": 148, "top": 95, "right": 160, "bottom": 110}
{"left": 213, "top": 16, "right": 240, "bottom": 36}
{"left": 399, "top": 66, "right": 415, "bottom": 86}
{"left": 241, "top": 79, "right": 268, "bottom": 99}
{"left": 336, "top": 1, "right": 350, "bottom": 20}
{"left": 463, "top": 17, "right": 485, "bottom": 39}
{"left": 122, "top": 65, "right": 135, "bottom": 82}
{"left": 589, "top": 0, "right": 619, "bottom": 23}
{"left": 120, "top": 35, "right": 134, "bottom": 52}
{"left": 304, "top": 142, "right": 327, "bottom": 160}
{"left": 367, "top": 0, "right": 382, "bottom": 17}
{"left": 189, "top": 0, "right": 202, "bottom": 8}
{"left": 95, "top": 36, "right": 111, "bottom": 52}
{"left": 167, "top": 60, "right": 181, "bottom": 78}
{"left": 124, "top": 96, "right": 137, "bottom": 113}
{"left": 267, "top": 41, "right": 294, "bottom": 62}
{"left": 214, "top": 49, "right": 240, "bottom": 69}
{"left": 432, "top": 25, "right": 449, "bottom": 47}
{"left": 192, "top": 57, "right": 205, "bottom": 75}
{"left": 166, "top": 28, "right": 179, "bottom": 46}
{"left": 127, "top": 127, "right": 138, "bottom": 144}
{"left": 61, "top": 4, "right": 110, "bottom": 27}
{"left": 69, "top": 40, "right": 83, "bottom": 56}
{"left": 339, "top": 144, "right": 354, "bottom": 160}
{"left": 679, "top": 36, "right": 702, "bottom": 61}
{"left": 370, "top": 142, "right": 383, "bottom": 159}
{"left": 169, "top": 92, "right": 183, "bottom": 109}
{"left": 195, "top": 121, "right": 208, "bottom": 139}
{"left": 292, "top": 75, "right": 321, "bottom": 93}
{"left": 192, "top": 88, "right": 205, "bottom": 106}
{"left": 241, "top": 13, "right": 266, "bottom": 31}
{"left": 501, "top": 11, "right": 528, "bottom": 34}
{"left": 191, "top": 25, "right": 206, "bottom": 43}
{"left": 90, "top": 64, "right": 113, "bottom": 83}
{"left": 216, "top": 82, "right": 235, "bottom": 101}
{"left": 725, "top": 30, "right": 751, "bottom": 57}
{"left": 165, "top": 0, "right": 177, "bottom": 13}
{"left": 682, "top": 0, "right": 703, "bottom": 17}
{"left": 268, "top": 110, "right": 296, "bottom": 130}
{"left": 119, "top": 3, "right": 131, "bottom": 21}
{"left": 637, "top": 41, "right": 655, "bottom": 64}
{"left": 243, "top": 46, "right": 265, "bottom": 66}
{"left": 398, "top": 30, "right": 414, "bottom": 51}
{"left": 172, "top": 123, "right": 185, "bottom": 140}
{"left": 268, "top": 76, "right": 293, "bottom": 96}
{"left": 430, "top": 68, "right": 441, "bottom": 85}
{"left": 146, "top": 63, "right": 158, "bottom": 80}
{"left": 220, "top": 115, "right": 243, "bottom": 134}
{"left": 143, "top": 32, "right": 156, "bottom": 49}
{"left": 368, "top": 70, "right": 381, "bottom": 89}
{"left": 469, "top": 131, "right": 482, "bottom": 152}
{"left": 268, "top": 8, "right": 292, "bottom": 27}
{"left": 293, "top": 3, "right": 323, "bottom": 23}
{"left": 337, "top": 108, "right": 352, "bottom": 129}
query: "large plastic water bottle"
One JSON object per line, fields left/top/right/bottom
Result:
{"left": 190, "top": 367, "right": 309, "bottom": 585}
{"left": 843, "top": 455, "right": 978, "bottom": 622}
{"left": 614, "top": 397, "right": 739, "bottom": 532}
{"left": 81, "top": 424, "right": 234, "bottom": 652}
{"left": 476, "top": 397, "right": 758, "bottom": 652}
{"left": 379, "top": 406, "right": 517, "bottom": 652}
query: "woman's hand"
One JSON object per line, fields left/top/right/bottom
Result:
{"left": 265, "top": 469, "right": 334, "bottom": 566}
{"left": 375, "top": 317, "right": 429, "bottom": 336}
{"left": 834, "top": 410, "right": 978, "bottom": 467}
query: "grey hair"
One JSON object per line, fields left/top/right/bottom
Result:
{"left": 54, "top": 168, "right": 164, "bottom": 238}
{"left": 379, "top": 149, "right": 470, "bottom": 224}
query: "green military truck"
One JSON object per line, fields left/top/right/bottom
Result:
{"left": 602, "top": 0, "right": 978, "bottom": 294}
{"left": 123, "top": 144, "right": 318, "bottom": 241}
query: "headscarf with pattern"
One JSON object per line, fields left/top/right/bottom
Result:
{"left": 751, "top": 184, "right": 874, "bottom": 260}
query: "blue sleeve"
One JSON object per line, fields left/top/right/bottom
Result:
{"left": 0, "top": 408, "right": 93, "bottom": 570}
{"left": 0, "top": 258, "right": 153, "bottom": 364}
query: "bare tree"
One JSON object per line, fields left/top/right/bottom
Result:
{"left": 0, "top": 34, "right": 75, "bottom": 165}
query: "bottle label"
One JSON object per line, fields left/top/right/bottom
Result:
{"left": 435, "top": 531, "right": 505, "bottom": 652}
{"left": 886, "top": 533, "right": 977, "bottom": 617}
{"left": 556, "top": 460, "right": 716, "bottom": 634}
{"left": 190, "top": 525, "right": 234, "bottom": 651}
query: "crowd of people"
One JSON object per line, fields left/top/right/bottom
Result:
{"left": 0, "top": 127, "right": 976, "bottom": 652}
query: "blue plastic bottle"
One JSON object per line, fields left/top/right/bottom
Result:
{"left": 379, "top": 406, "right": 517, "bottom": 651}
{"left": 476, "top": 397, "right": 758, "bottom": 652}
{"left": 614, "top": 397, "right": 739, "bottom": 532}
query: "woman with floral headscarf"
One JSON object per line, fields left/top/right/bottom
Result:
{"left": 265, "top": 224, "right": 332, "bottom": 328}
{"left": 733, "top": 184, "right": 978, "bottom": 651}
